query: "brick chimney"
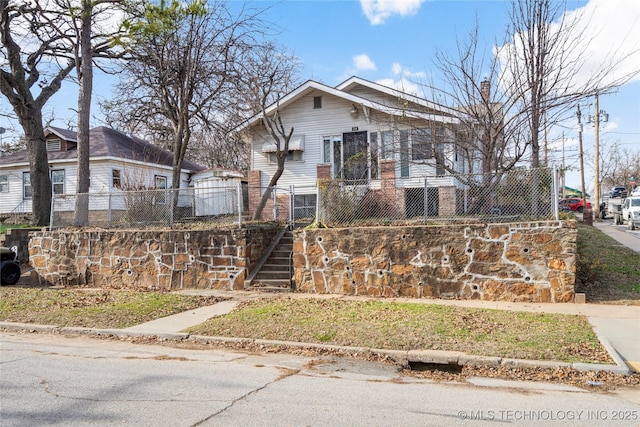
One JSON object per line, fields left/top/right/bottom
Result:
{"left": 480, "top": 79, "right": 490, "bottom": 103}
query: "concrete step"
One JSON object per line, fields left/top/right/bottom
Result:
{"left": 260, "top": 263, "right": 292, "bottom": 271}
{"left": 249, "top": 279, "right": 292, "bottom": 291}
{"left": 255, "top": 270, "right": 291, "bottom": 280}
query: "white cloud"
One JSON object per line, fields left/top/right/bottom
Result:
{"left": 391, "top": 63, "right": 427, "bottom": 79}
{"left": 375, "top": 63, "right": 428, "bottom": 95}
{"left": 376, "top": 77, "right": 420, "bottom": 96}
{"left": 569, "top": 0, "right": 640, "bottom": 85}
{"left": 353, "top": 54, "right": 377, "bottom": 71}
{"left": 360, "top": 0, "right": 426, "bottom": 25}
{"left": 497, "top": 0, "right": 640, "bottom": 91}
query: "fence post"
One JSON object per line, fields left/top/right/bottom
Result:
{"left": 192, "top": 186, "right": 196, "bottom": 217}
{"left": 552, "top": 164, "right": 559, "bottom": 220}
{"left": 169, "top": 188, "right": 174, "bottom": 227}
{"left": 272, "top": 187, "right": 278, "bottom": 221}
{"left": 315, "top": 185, "right": 321, "bottom": 226}
{"left": 237, "top": 183, "right": 242, "bottom": 228}
{"left": 289, "top": 185, "right": 294, "bottom": 229}
{"left": 49, "top": 193, "right": 55, "bottom": 231}
{"left": 423, "top": 178, "right": 428, "bottom": 222}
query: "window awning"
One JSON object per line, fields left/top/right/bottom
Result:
{"left": 262, "top": 135, "right": 304, "bottom": 153}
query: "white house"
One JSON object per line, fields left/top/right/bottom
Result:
{"left": 237, "top": 76, "right": 482, "bottom": 220}
{"left": 0, "top": 126, "right": 206, "bottom": 223}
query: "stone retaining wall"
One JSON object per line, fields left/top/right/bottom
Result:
{"left": 29, "top": 226, "right": 279, "bottom": 290}
{"left": 292, "top": 221, "right": 576, "bottom": 303}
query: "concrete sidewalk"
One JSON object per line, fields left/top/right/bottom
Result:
{"left": 593, "top": 220, "right": 640, "bottom": 253}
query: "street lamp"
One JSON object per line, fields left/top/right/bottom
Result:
{"left": 587, "top": 94, "right": 608, "bottom": 219}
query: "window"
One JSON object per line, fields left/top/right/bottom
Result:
{"left": 23, "top": 172, "right": 32, "bottom": 199}
{"left": 381, "top": 130, "right": 394, "bottom": 160}
{"left": 112, "top": 169, "right": 121, "bottom": 188}
{"left": 0, "top": 175, "right": 8, "bottom": 193}
{"left": 370, "top": 132, "right": 379, "bottom": 179}
{"left": 436, "top": 141, "right": 445, "bottom": 176}
{"left": 51, "top": 169, "right": 65, "bottom": 194}
{"left": 399, "top": 130, "right": 409, "bottom": 177}
{"left": 313, "top": 96, "right": 322, "bottom": 109}
{"left": 155, "top": 175, "right": 167, "bottom": 204}
{"left": 412, "top": 128, "right": 433, "bottom": 160}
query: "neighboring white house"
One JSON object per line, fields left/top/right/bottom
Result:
{"left": 0, "top": 126, "right": 206, "bottom": 222}
{"left": 236, "top": 76, "right": 483, "bottom": 220}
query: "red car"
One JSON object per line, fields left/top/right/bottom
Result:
{"left": 559, "top": 197, "right": 591, "bottom": 213}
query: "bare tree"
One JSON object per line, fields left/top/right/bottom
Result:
{"left": 186, "top": 127, "right": 248, "bottom": 171}
{"left": 104, "top": 0, "right": 266, "bottom": 199}
{"left": 233, "top": 42, "right": 300, "bottom": 220}
{"left": 0, "top": 0, "right": 75, "bottom": 225}
{"left": 427, "top": 0, "right": 639, "bottom": 214}
{"left": 598, "top": 144, "right": 640, "bottom": 192}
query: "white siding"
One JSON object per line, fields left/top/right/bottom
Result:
{"left": 0, "top": 157, "right": 193, "bottom": 215}
{"left": 247, "top": 86, "right": 477, "bottom": 191}
{"left": 251, "top": 90, "right": 400, "bottom": 189}
{"left": 0, "top": 166, "right": 29, "bottom": 213}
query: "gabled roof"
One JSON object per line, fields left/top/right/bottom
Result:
{"left": 0, "top": 126, "right": 205, "bottom": 172}
{"left": 47, "top": 126, "right": 78, "bottom": 142}
{"left": 236, "top": 76, "right": 468, "bottom": 133}
{"left": 336, "top": 76, "right": 463, "bottom": 117}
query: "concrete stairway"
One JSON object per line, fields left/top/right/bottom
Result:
{"left": 247, "top": 230, "right": 293, "bottom": 291}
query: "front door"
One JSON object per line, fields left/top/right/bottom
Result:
{"left": 341, "top": 131, "right": 368, "bottom": 180}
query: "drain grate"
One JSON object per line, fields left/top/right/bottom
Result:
{"left": 408, "top": 361, "right": 463, "bottom": 374}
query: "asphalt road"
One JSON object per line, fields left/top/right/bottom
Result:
{"left": 2, "top": 333, "right": 639, "bottom": 427}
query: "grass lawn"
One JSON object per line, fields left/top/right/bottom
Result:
{"left": 187, "top": 298, "right": 610, "bottom": 364}
{"left": 576, "top": 222, "right": 640, "bottom": 304}
{"left": 0, "top": 288, "right": 223, "bottom": 329}
{"left": 0, "top": 223, "right": 33, "bottom": 235}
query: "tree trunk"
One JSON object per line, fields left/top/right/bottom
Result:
{"left": 73, "top": 0, "right": 93, "bottom": 227}
{"left": 252, "top": 154, "right": 286, "bottom": 220}
{"left": 17, "top": 109, "right": 51, "bottom": 226}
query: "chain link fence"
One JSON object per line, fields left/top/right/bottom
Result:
{"left": 317, "top": 167, "right": 558, "bottom": 227}
{"left": 50, "top": 167, "right": 558, "bottom": 229}
{"left": 51, "top": 185, "right": 248, "bottom": 229}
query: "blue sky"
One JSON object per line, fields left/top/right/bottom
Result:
{"left": 2, "top": 0, "right": 638, "bottom": 192}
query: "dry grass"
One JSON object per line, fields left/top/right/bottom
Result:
{"left": 0, "top": 288, "right": 224, "bottom": 329}
{"left": 576, "top": 223, "right": 640, "bottom": 305}
{"left": 187, "top": 298, "right": 610, "bottom": 364}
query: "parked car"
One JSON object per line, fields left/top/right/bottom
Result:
{"left": 616, "top": 196, "right": 640, "bottom": 230}
{"left": 559, "top": 197, "right": 592, "bottom": 213}
{"left": 0, "top": 246, "right": 21, "bottom": 286}
{"left": 609, "top": 186, "right": 627, "bottom": 198}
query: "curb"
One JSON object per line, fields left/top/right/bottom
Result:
{"left": 1, "top": 322, "right": 631, "bottom": 376}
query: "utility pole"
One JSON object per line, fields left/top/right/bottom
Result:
{"left": 561, "top": 131, "right": 566, "bottom": 198}
{"left": 577, "top": 105, "right": 590, "bottom": 224}
{"left": 594, "top": 93, "right": 601, "bottom": 219}
{"left": 543, "top": 110, "right": 548, "bottom": 166}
